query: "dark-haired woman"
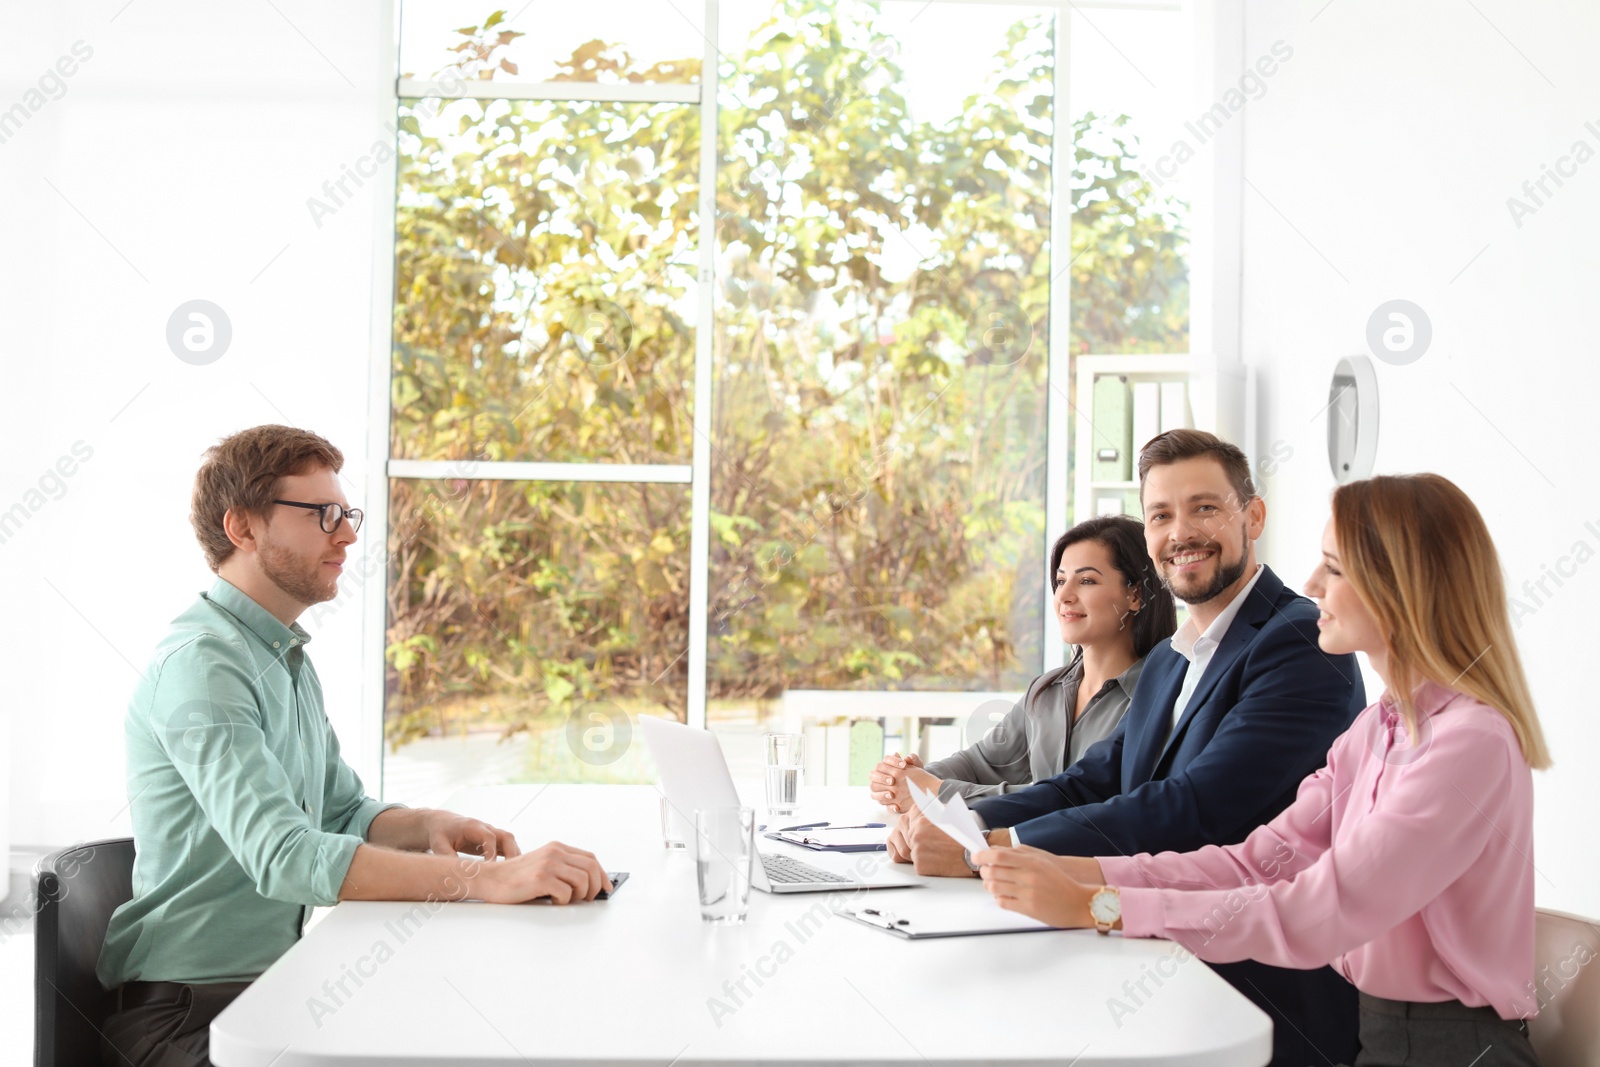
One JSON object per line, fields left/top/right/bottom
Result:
{"left": 870, "top": 514, "right": 1178, "bottom": 809}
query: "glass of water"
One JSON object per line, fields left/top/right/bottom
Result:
{"left": 764, "top": 732, "right": 804, "bottom": 816}
{"left": 695, "top": 806, "right": 754, "bottom": 924}
{"left": 660, "top": 796, "right": 688, "bottom": 850}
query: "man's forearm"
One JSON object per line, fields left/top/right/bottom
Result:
{"left": 365, "top": 807, "right": 436, "bottom": 851}
{"left": 338, "top": 842, "right": 485, "bottom": 901}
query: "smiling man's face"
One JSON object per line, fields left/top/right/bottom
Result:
{"left": 1140, "top": 456, "right": 1264, "bottom": 607}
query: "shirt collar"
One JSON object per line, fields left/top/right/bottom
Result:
{"left": 203, "top": 577, "right": 311, "bottom": 653}
{"left": 1057, "top": 653, "right": 1147, "bottom": 698}
{"left": 1114, "top": 654, "right": 1146, "bottom": 695}
{"left": 1378, "top": 678, "right": 1461, "bottom": 725}
{"left": 1169, "top": 564, "right": 1265, "bottom": 664}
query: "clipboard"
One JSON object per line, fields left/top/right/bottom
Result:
{"left": 842, "top": 897, "right": 1061, "bottom": 939}
{"left": 773, "top": 826, "right": 888, "bottom": 852}
{"left": 761, "top": 822, "right": 888, "bottom": 853}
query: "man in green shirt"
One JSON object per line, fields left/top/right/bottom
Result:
{"left": 98, "top": 425, "right": 610, "bottom": 1067}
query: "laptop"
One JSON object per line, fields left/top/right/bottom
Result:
{"left": 639, "top": 716, "right": 919, "bottom": 894}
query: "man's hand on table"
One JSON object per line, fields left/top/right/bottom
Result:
{"left": 425, "top": 810, "right": 521, "bottom": 859}
{"left": 886, "top": 809, "right": 915, "bottom": 863}
{"left": 477, "top": 842, "right": 613, "bottom": 904}
{"left": 906, "top": 812, "right": 981, "bottom": 877}
{"left": 367, "top": 806, "right": 521, "bottom": 859}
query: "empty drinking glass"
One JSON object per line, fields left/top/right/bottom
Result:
{"left": 695, "top": 806, "right": 754, "bottom": 924}
{"left": 764, "top": 732, "right": 804, "bottom": 817}
{"left": 660, "top": 795, "right": 688, "bottom": 850}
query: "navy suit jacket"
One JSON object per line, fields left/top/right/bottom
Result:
{"left": 973, "top": 565, "right": 1365, "bottom": 857}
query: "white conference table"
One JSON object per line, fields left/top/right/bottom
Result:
{"left": 211, "top": 784, "right": 1271, "bottom": 1066}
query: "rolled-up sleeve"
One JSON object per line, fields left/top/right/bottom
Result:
{"left": 148, "top": 636, "right": 366, "bottom": 906}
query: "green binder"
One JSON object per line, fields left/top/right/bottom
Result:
{"left": 848, "top": 719, "right": 886, "bottom": 787}
{"left": 1092, "top": 374, "right": 1132, "bottom": 483}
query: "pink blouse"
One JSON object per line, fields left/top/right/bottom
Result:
{"left": 1100, "top": 681, "right": 1537, "bottom": 1020}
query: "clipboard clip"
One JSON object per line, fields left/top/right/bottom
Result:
{"left": 853, "top": 907, "right": 910, "bottom": 930}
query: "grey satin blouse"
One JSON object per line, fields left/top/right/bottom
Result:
{"left": 924, "top": 655, "right": 1146, "bottom": 801}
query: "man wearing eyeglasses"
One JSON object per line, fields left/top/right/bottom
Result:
{"left": 96, "top": 424, "right": 611, "bottom": 1067}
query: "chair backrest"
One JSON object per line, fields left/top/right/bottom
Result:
{"left": 34, "top": 838, "right": 135, "bottom": 1067}
{"left": 1528, "top": 907, "right": 1600, "bottom": 1067}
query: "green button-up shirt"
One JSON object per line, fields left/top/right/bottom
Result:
{"left": 97, "top": 578, "right": 399, "bottom": 987}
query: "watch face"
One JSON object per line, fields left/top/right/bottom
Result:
{"left": 1089, "top": 889, "right": 1120, "bottom": 923}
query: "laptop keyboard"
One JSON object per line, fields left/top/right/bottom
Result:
{"left": 762, "top": 853, "right": 854, "bottom": 885}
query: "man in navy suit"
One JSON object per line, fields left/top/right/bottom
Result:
{"left": 892, "top": 429, "right": 1365, "bottom": 1067}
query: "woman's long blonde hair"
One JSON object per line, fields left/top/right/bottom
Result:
{"left": 1333, "top": 473, "right": 1551, "bottom": 769}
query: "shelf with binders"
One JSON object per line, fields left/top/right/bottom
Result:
{"left": 1074, "top": 354, "right": 1194, "bottom": 523}
{"left": 777, "top": 690, "right": 1025, "bottom": 788}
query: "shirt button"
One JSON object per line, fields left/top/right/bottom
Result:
{"left": 272, "top": 641, "right": 281, "bottom": 649}
{"left": 290, "top": 639, "right": 298, "bottom": 646}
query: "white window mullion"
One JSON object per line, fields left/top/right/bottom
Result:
{"left": 386, "top": 460, "right": 691, "bottom": 484}
{"left": 397, "top": 78, "right": 699, "bottom": 105}
{"left": 368, "top": 0, "right": 402, "bottom": 799}
{"left": 684, "top": 0, "right": 720, "bottom": 731}
{"left": 1042, "top": 6, "right": 1074, "bottom": 675}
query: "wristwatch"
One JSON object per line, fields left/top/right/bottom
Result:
{"left": 961, "top": 848, "right": 981, "bottom": 873}
{"left": 1088, "top": 885, "right": 1121, "bottom": 934}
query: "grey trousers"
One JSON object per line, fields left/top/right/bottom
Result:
{"left": 100, "top": 981, "right": 250, "bottom": 1067}
{"left": 1345, "top": 992, "right": 1540, "bottom": 1067}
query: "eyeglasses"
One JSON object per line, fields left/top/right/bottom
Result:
{"left": 273, "top": 499, "right": 364, "bottom": 534}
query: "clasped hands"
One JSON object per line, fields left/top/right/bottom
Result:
{"left": 874, "top": 765, "right": 1108, "bottom": 929}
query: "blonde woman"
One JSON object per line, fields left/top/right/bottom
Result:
{"left": 976, "top": 474, "right": 1550, "bottom": 1066}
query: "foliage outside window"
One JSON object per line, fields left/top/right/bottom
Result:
{"left": 385, "top": 1, "right": 1188, "bottom": 779}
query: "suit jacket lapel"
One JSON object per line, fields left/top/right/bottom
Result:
{"left": 1152, "top": 567, "right": 1285, "bottom": 771}
{"left": 1126, "top": 653, "right": 1187, "bottom": 786}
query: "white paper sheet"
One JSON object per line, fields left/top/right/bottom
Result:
{"left": 906, "top": 779, "right": 988, "bottom": 855}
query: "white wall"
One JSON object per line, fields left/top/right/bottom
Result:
{"left": 0, "top": 1, "right": 395, "bottom": 848}
{"left": 1238, "top": 0, "right": 1600, "bottom": 914}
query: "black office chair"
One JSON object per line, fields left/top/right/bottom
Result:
{"left": 34, "top": 837, "right": 135, "bottom": 1067}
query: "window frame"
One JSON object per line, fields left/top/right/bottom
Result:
{"left": 365, "top": 0, "right": 1232, "bottom": 792}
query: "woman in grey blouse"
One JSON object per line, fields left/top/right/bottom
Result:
{"left": 870, "top": 514, "right": 1177, "bottom": 807}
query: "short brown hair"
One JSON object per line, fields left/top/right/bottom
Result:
{"left": 191, "top": 425, "right": 344, "bottom": 572}
{"left": 1137, "top": 428, "right": 1255, "bottom": 505}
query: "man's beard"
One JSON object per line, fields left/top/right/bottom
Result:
{"left": 1164, "top": 531, "right": 1248, "bottom": 606}
{"left": 258, "top": 538, "right": 338, "bottom": 606}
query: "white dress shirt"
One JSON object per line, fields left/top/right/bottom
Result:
{"left": 989, "top": 566, "right": 1266, "bottom": 850}
{"left": 1167, "top": 564, "right": 1265, "bottom": 732}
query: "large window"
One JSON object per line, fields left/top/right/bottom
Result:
{"left": 382, "top": 0, "right": 1194, "bottom": 796}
